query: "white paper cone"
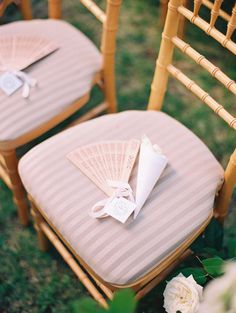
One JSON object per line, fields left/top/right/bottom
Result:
{"left": 134, "top": 136, "right": 168, "bottom": 219}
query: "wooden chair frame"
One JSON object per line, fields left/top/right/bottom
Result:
{"left": 25, "top": 0, "right": 235, "bottom": 307}
{"left": 0, "top": 0, "right": 122, "bottom": 225}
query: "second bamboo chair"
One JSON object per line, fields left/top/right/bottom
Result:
{"left": 19, "top": 0, "right": 235, "bottom": 307}
{"left": 0, "top": 0, "right": 121, "bottom": 225}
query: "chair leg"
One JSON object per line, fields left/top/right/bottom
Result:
{"left": 1, "top": 149, "right": 29, "bottom": 226}
{"left": 18, "top": 0, "right": 32, "bottom": 20}
{"left": 30, "top": 204, "right": 50, "bottom": 252}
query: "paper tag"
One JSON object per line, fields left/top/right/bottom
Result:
{"left": 104, "top": 197, "right": 136, "bottom": 223}
{"left": 0, "top": 72, "right": 23, "bottom": 96}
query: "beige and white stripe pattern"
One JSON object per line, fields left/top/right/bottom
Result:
{"left": 19, "top": 111, "right": 224, "bottom": 285}
{"left": 0, "top": 19, "right": 102, "bottom": 141}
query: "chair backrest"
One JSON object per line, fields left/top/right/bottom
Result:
{"left": 148, "top": 0, "right": 236, "bottom": 222}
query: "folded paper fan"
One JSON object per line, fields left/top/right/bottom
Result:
{"left": 67, "top": 139, "right": 140, "bottom": 196}
{"left": 0, "top": 35, "right": 59, "bottom": 72}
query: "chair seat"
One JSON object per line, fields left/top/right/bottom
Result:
{"left": 19, "top": 110, "right": 224, "bottom": 286}
{"left": 0, "top": 19, "right": 102, "bottom": 141}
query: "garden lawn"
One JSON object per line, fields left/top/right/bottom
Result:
{"left": 0, "top": 1, "right": 235, "bottom": 312}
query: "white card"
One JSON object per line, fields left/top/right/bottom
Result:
{"left": 104, "top": 197, "right": 136, "bottom": 223}
{"left": 0, "top": 72, "right": 23, "bottom": 96}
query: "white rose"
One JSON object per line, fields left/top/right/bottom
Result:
{"left": 199, "top": 262, "right": 236, "bottom": 313}
{"left": 163, "top": 274, "right": 203, "bottom": 313}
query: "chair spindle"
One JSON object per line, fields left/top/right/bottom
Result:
{"left": 210, "top": 0, "right": 223, "bottom": 27}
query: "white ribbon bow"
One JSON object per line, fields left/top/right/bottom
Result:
{"left": 11, "top": 70, "right": 37, "bottom": 98}
{"left": 90, "top": 180, "right": 135, "bottom": 219}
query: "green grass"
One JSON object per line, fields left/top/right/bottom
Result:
{"left": 0, "top": 1, "right": 236, "bottom": 312}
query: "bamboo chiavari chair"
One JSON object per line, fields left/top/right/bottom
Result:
{"left": 18, "top": 0, "right": 235, "bottom": 308}
{"left": 0, "top": 0, "right": 32, "bottom": 19}
{"left": 0, "top": 0, "right": 121, "bottom": 225}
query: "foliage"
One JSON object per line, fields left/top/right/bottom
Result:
{"left": 73, "top": 289, "right": 137, "bottom": 313}
{"left": 201, "top": 257, "right": 224, "bottom": 277}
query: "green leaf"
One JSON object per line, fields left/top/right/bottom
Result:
{"left": 108, "top": 289, "right": 136, "bottom": 313}
{"left": 72, "top": 298, "right": 105, "bottom": 313}
{"left": 202, "top": 257, "right": 224, "bottom": 277}
{"left": 180, "top": 267, "right": 207, "bottom": 285}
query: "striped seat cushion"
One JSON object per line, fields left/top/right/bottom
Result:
{"left": 19, "top": 110, "right": 224, "bottom": 285}
{"left": 0, "top": 19, "right": 102, "bottom": 141}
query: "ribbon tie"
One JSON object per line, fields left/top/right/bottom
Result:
{"left": 90, "top": 180, "right": 135, "bottom": 219}
{"left": 11, "top": 70, "right": 37, "bottom": 98}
